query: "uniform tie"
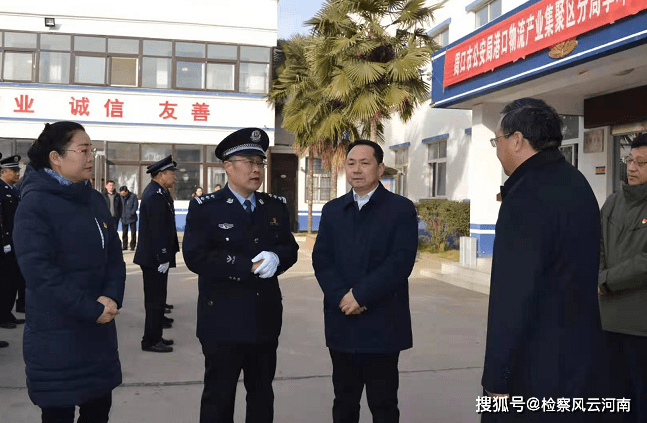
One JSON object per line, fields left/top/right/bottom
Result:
{"left": 244, "top": 199, "right": 253, "bottom": 220}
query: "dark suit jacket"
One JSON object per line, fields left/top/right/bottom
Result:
{"left": 101, "top": 190, "right": 123, "bottom": 221}
{"left": 182, "top": 184, "right": 299, "bottom": 344}
{"left": 133, "top": 180, "right": 179, "bottom": 268}
{"left": 482, "top": 149, "right": 610, "bottom": 409}
{"left": 0, "top": 179, "right": 20, "bottom": 253}
{"left": 312, "top": 183, "right": 418, "bottom": 353}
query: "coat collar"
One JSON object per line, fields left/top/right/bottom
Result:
{"left": 501, "top": 148, "right": 564, "bottom": 199}
{"left": 342, "top": 182, "right": 388, "bottom": 209}
{"left": 621, "top": 181, "right": 647, "bottom": 207}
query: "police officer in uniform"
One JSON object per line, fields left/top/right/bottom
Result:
{"left": 0, "top": 155, "right": 26, "bottom": 330}
{"left": 134, "top": 155, "right": 180, "bottom": 353}
{"left": 183, "top": 128, "right": 299, "bottom": 423}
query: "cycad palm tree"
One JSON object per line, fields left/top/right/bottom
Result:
{"left": 306, "top": 0, "right": 439, "bottom": 142}
{"left": 268, "top": 36, "right": 358, "bottom": 232}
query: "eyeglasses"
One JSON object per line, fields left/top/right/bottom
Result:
{"left": 65, "top": 147, "right": 97, "bottom": 158}
{"left": 227, "top": 158, "right": 267, "bottom": 168}
{"left": 622, "top": 156, "right": 647, "bottom": 167}
{"left": 490, "top": 133, "right": 513, "bottom": 147}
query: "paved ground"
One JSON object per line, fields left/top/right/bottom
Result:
{"left": 0, "top": 239, "right": 489, "bottom": 422}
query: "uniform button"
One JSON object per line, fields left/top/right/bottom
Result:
{"left": 237, "top": 278, "right": 241, "bottom": 281}
{"left": 257, "top": 293, "right": 260, "bottom": 297}
{"left": 207, "top": 300, "right": 213, "bottom": 306}
{"left": 226, "top": 237, "right": 229, "bottom": 241}
{"left": 254, "top": 238, "right": 259, "bottom": 244}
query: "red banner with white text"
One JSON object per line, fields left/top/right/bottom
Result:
{"left": 443, "top": 0, "right": 647, "bottom": 87}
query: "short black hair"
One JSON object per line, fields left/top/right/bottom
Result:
{"left": 346, "top": 140, "right": 384, "bottom": 164}
{"left": 500, "top": 98, "right": 563, "bottom": 151}
{"left": 107, "top": 180, "right": 115, "bottom": 184}
{"left": 631, "top": 133, "right": 647, "bottom": 149}
{"left": 119, "top": 186, "right": 128, "bottom": 192}
{"left": 28, "top": 121, "right": 85, "bottom": 170}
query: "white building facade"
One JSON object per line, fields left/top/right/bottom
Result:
{"left": 431, "top": 0, "right": 647, "bottom": 256}
{"left": 0, "top": 1, "right": 284, "bottom": 230}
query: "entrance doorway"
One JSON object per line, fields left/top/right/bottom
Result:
{"left": 270, "top": 153, "right": 298, "bottom": 232}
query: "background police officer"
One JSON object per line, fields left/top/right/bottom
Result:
{"left": 134, "top": 155, "right": 179, "bottom": 353}
{"left": 183, "top": 128, "right": 299, "bottom": 423}
{"left": 0, "top": 155, "right": 26, "bottom": 330}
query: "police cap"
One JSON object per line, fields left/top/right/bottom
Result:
{"left": 146, "top": 155, "right": 178, "bottom": 174}
{"left": 215, "top": 128, "right": 269, "bottom": 161}
{"left": 0, "top": 155, "right": 20, "bottom": 170}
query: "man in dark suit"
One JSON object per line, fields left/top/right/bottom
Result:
{"left": 101, "top": 180, "right": 122, "bottom": 230}
{"left": 119, "top": 186, "right": 138, "bottom": 251}
{"left": 0, "top": 155, "right": 26, "bottom": 330}
{"left": 183, "top": 128, "right": 299, "bottom": 423}
{"left": 134, "top": 155, "right": 180, "bottom": 353}
{"left": 312, "top": 140, "right": 418, "bottom": 423}
{"left": 481, "top": 98, "right": 611, "bottom": 422}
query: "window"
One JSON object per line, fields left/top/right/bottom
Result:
{"left": 475, "top": 0, "right": 502, "bottom": 27}
{"left": 394, "top": 148, "right": 408, "bottom": 197}
{"left": 433, "top": 29, "right": 449, "bottom": 48}
{"left": 427, "top": 140, "right": 447, "bottom": 197}
{"left": 305, "top": 158, "right": 331, "bottom": 203}
{"left": 0, "top": 31, "right": 271, "bottom": 94}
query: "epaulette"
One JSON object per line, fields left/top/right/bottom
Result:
{"left": 261, "top": 192, "right": 287, "bottom": 204}
{"left": 193, "top": 191, "right": 222, "bottom": 205}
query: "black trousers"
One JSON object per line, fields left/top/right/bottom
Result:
{"left": 606, "top": 331, "right": 647, "bottom": 423}
{"left": 0, "top": 255, "right": 26, "bottom": 322}
{"left": 200, "top": 340, "right": 278, "bottom": 423}
{"left": 40, "top": 392, "right": 112, "bottom": 423}
{"left": 141, "top": 266, "right": 168, "bottom": 346}
{"left": 121, "top": 222, "right": 137, "bottom": 249}
{"left": 329, "top": 349, "right": 400, "bottom": 423}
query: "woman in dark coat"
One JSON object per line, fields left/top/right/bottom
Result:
{"left": 13, "top": 121, "right": 126, "bottom": 423}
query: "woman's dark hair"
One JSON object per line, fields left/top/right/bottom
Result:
{"left": 500, "top": 98, "right": 563, "bottom": 151}
{"left": 28, "top": 121, "right": 85, "bottom": 170}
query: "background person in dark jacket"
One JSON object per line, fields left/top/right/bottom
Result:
{"left": 0, "top": 154, "right": 27, "bottom": 329}
{"left": 599, "top": 132, "right": 647, "bottom": 422}
{"left": 183, "top": 128, "right": 299, "bottom": 423}
{"left": 102, "top": 180, "right": 122, "bottom": 229}
{"left": 481, "top": 98, "right": 611, "bottom": 422}
{"left": 312, "top": 140, "right": 418, "bottom": 423}
{"left": 119, "top": 186, "right": 138, "bottom": 251}
{"left": 134, "top": 155, "right": 179, "bottom": 353}
{"left": 13, "top": 121, "right": 125, "bottom": 423}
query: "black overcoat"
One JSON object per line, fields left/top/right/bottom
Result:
{"left": 133, "top": 180, "right": 179, "bottom": 268}
{"left": 312, "top": 183, "right": 418, "bottom": 354}
{"left": 13, "top": 164, "right": 125, "bottom": 407}
{"left": 481, "top": 149, "right": 612, "bottom": 422}
{"left": 182, "top": 185, "right": 299, "bottom": 344}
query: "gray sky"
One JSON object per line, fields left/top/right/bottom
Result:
{"left": 278, "top": 0, "right": 326, "bottom": 39}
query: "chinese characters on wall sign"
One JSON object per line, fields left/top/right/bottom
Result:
{"left": 443, "top": 0, "right": 647, "bottom": 87}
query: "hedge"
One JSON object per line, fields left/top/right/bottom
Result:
{"left": 415, "top": 199, "right": 470, "bottom": 253}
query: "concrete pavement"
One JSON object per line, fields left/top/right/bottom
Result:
{"left": 0, "top": 239, "right": 489, "bottom": 422}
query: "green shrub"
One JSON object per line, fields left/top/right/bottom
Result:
{"left": 416, "top": 200, "right": 470, "bottom": 253}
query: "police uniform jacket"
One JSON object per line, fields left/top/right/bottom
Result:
{"left": 13, "top": 164, "right": 125, "bottom": 408}
{"left": 0, "top": 178, "right": 20, "bottom": 257}
{"left": 134, "top": 180, "right": 179, "bottom": 268}
{"left": 183, "top": 184, "right": 299, "bottom": 344}
{"left": 312, "top": 182, "right": 418, "bottom": 354}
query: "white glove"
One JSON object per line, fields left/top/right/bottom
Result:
{"left": 3, "top": 245, "right": 11, "bottom": 254}
{"left": 252, "top": 251, "right": 280, "bottom": 279}
{"left": 157, "top": 262, "right": 170, "bottom": 274}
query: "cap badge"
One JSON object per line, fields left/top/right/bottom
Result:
{"left": 250, "top": 130, "right": 262, "bottom": 143}
{"left": 218, "top": 223, "right": 234, "bottom": 230}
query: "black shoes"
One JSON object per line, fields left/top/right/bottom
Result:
{"left": 0, "top": 322, "right": 16, "bottom": 329}
{"left": 0, "top": 340, "right": 8, "bottom": 348}
{"left": 162, "top": 321, "right": 172, "bottom": 329}
{"left": 165, "top": 304, "right": 174, "bottom": 309}
{"left": 142, "top": 341, "right": 173, "bottom": 353}
{"left": 12, "top": 317, "right": 25, "bottom": 324}
{"left": 164, "top": 308, "right": 172, "bottom": 314}
{"left": 163, "top": 317, "right": 174, "bottom": 324}
{"left": 160, "top": 338, "right": 174, "bottom": 346}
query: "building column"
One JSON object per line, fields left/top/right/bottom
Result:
{"left": 469, "top": 103, "right": 506, "bottom": 257}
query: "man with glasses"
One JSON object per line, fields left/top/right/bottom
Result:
{"left": 183, "top": 127, "right": 299, "bottom": 423}
{"left": 481, "top": 98, "right": 611, "bottom": 422}
{"left": 0, "top": 155, "right": 26, "bottom": 330}
{"left": 599, "top": 133, "right": 647, "bottom": 422}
